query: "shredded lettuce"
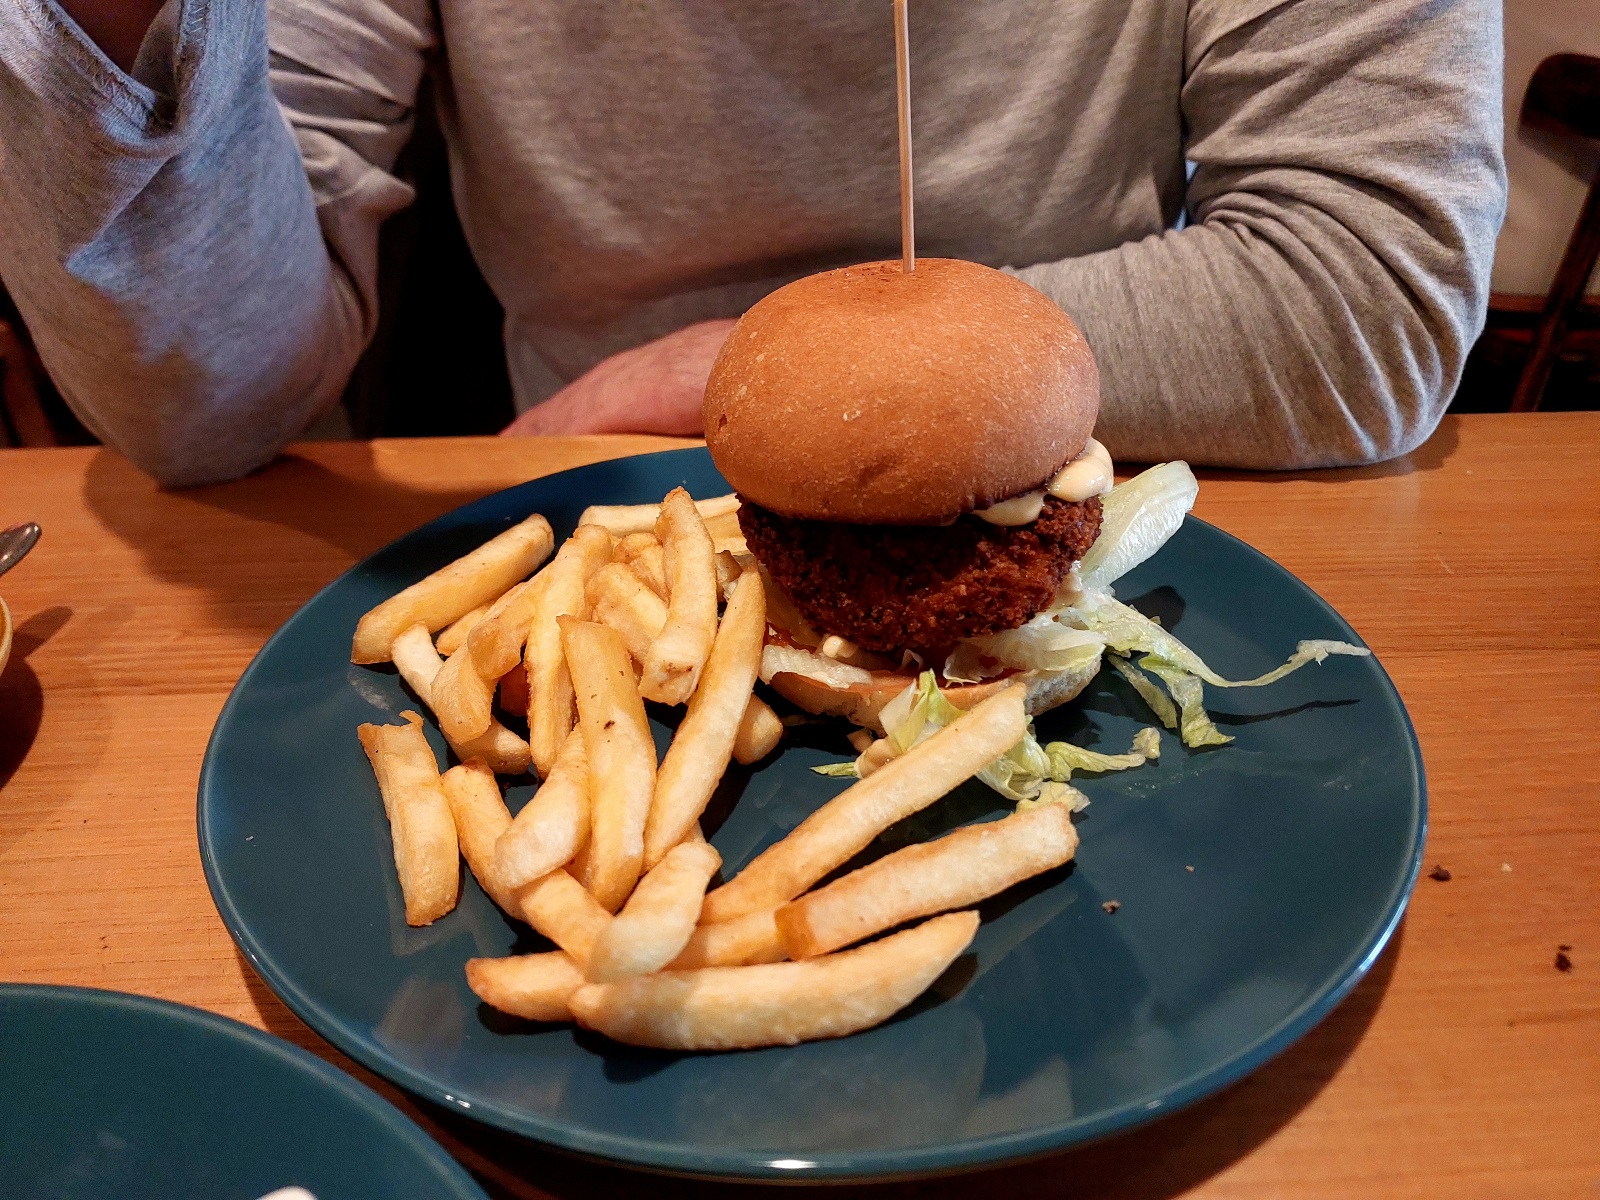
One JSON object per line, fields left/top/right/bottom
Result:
{"left": 1047, "top": 726, "right": 1162, "bottom": 776}
{"left": 810, "top": 761, "right": 860, "bottom": 778}
{"left": 1070, "top": 596, "right": 1370, "bottom": 748}
{"left": 1070, "top": 593, "right": 1369, "bottom": 689}
{"left": 760, "top": 644, "right": 874, "bottom": 689}
{"left": 1017, "top": 780, "right": 1092, "bottom": 814}
{"left": 943, "top": 616, "right": 1105, "bottom": 684}
{"left": 1106, "top": 653, "right": 1179, "bottom": 730}
{"left": 815, "top": 672, "right": 1161, "bottom": 805}
{"left": 883, "top": 672, "right": 958, "bottom": 755}
{"left": 1139, "top": 659, "right": 1233, "bottom": 747}
{"left": 982, "top": 722, "right": 1161, "bottom": 806}
{"left": 1078, "top": 461, "right": 1200, "bottom": 592}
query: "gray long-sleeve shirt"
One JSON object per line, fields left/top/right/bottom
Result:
{"left": 0, "top": 0, "right": 1504, "bottom": 486}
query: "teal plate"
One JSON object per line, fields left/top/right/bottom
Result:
{"left": 0, "top": 984, "right": 488, "bottom": 1199}
{"left": 199, "top": 447, "right": 1424, "bottom": 1182}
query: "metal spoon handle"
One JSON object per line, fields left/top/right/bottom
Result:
{"left": 0, "top": 522, "right": 41, "bottom": 578}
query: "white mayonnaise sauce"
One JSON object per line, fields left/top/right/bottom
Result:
{"left": 974, "top": 438, "right": 1113, "bottom": 525}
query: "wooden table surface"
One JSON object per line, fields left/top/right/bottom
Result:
{"left": 1, "top": 415, "right": 1596, "bottom": 1199}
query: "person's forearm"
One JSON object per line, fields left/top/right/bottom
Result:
{"left": 0, "top": 0, "right": 384, "bottom": 485}
{"left": 1016, "top": 0, "right": 1503, "bottom": 470}
{"left": 55, "top": 0, "right": 167, "bottom": 70}
{"left": 1018, "top": 221, "right": 1445, "bottom": 469}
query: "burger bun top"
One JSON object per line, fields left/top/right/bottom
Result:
{"left": 703, "top": 258, "right": 1099, "bottom": 525}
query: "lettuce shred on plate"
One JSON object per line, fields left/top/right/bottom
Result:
{"left": 810, "top": 462, "right": 1371, "bottom": 803}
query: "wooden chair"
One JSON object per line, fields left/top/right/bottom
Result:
{"left": 1509, "top": 53, "right": 1600, "bottom": 412}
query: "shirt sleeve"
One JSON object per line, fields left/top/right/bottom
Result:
{"left": 1011, "top": 0, "right": 1506, "bottom": 469}
{"left": 0, "top": 0, "right": 433, "bottom": 485}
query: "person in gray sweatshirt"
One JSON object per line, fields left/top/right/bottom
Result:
{"left": 0, "top": 0, "right": 1504, "bottom": 486}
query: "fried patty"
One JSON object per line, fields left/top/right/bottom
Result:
{"left": 739, "top": 495, "right": 1103, "bottom": 654}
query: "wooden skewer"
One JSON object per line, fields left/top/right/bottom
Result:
{"left": 893, "top": 0, "right": 914, "bottom": 274}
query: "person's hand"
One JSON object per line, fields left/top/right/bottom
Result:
{"left": 501, "top": 319, "right": 738, "bottom": 438}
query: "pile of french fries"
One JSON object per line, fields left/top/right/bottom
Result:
{"left": 352, "top": 488, "right": 1080, "bottom": 1051}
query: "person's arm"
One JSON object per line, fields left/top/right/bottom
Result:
{"left": 1013, "top": 0, "right": 1505, "bottom": 469}
{"left": 0, "top": 0, "right": 432, "bottom": 485}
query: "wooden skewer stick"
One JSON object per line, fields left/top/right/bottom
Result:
{"left": 893, "top": 0, "right": 914, "bottom": 274}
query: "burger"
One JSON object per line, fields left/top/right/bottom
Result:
{"left": 703, "top": 257, "right": 1117, "bottom": 732}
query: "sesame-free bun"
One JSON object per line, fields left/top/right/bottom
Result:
{"left": 703, "top": 258, "right": 1099, "bottom": 525}
{"left": 767, "top": 650, "right": 1105, "bottom": 734}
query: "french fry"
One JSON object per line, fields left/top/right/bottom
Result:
{"left": 560, "top": 618, "right": 658, "bottom": 911}
{"left": 467, "top": 575, "right": 547, "bottom": 681}
{"left": 856, "top": 738, "right": 896, "bottom": 778}
{"left": 640, "top": 488, "right": 718, "bottom": 705}
{"left": 466, "top": 952, "right": 585, "bottom": 1022}
{"left": 567, "top": 830, "right": 593, "bottom": 887}
{"left": 439, "top": 759, "right": 523, "bottom": 913}
{"left": 776, "top": 803, "right": 1079, "bottom": 958}
{"left": 435, "top": 602, "right": 491, "bottom": 658}
{"left": 352, "top": 513, "right": 554, "bottom": 664}
{"left": 643, "top": 569, "right": 766, "bottom": 866}
{"left": 585, "top": 841, "right": 722, "bottom": 983}
{"left": 357, "top": 712, "right": 460, "bottom": 925}
{"left": 569, "top": 911, "right": 978, "bottom": 1050}
{"left": 588, "top": 568, "right": 777, "bottom": 765}
{"left": 494, "top": 728, "right": 589, "bottom": 892}
{"left": 714, "top": 550, "right": 742, "bottom": 597}
{"left": 666, "top": 908, "right": 787, "bottom": 970}
{"left": 699, "top": 683, "right": 1028, "bottom": 923}
{"left": 701, "top": 509, "right": 744, "bottom": 543}
{"left": 587, "top": 561, "right": 668, "bottom": 660}
{"left": 526, "top": 525, "right": 613, "bottom": 776}
{"left": 431, "top": 642, "right": 497, "bottom": 744}
{"left": 390, "top": 625, "right": 531, "bottom": 775}
{"left": 516, "top": 869, "right": 613, "bottom": 967}
{"left": 732, "top": 697, "right": 782, "bottom": 764}
{"left": 713, "top": 534, "right": 749, "bottom": 558}
{"left": 627, "top": 545, "right": 669, "bottom": 599}
{"left": 579, "top": 493, "right": 738, "bottom": 538}
{"left": 613, "top": 531, "right": 661, "bottom": 563}
{"left": 615, "top": 530, "right": 669, "bottom": 598}
{"left": 756, "top": 562, "right": 823, "bottom": 645}
{"left": 391, "top": 623, "right": 446, "bottom": 696}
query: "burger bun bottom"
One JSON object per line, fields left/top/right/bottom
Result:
{"left": 768, "top": 650, "right": 1105, "bottom": 735}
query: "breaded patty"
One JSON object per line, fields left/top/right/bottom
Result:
{"left": 739, "top": 495, "right": 1103, "bottom": 653}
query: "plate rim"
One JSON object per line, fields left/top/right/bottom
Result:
{"left": 199, "top": 446, "right": 1426, "bottom": 1182}
{"left": 0, "top": 982, "right": 490, "bottom": 1199}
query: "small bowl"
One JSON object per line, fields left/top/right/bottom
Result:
{"left": 0, "top": 596, "right": 11, "bottom": 678}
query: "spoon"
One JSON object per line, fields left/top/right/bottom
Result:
{"left": 0, "top": 523, "right": 38, "bottom": 677}
{"left": 0, "top": 522, "right": 40, "bottom": 579}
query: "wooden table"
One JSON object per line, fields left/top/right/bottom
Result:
{"left": 1, "top": 416, "right": 1596, "bottom": 1199}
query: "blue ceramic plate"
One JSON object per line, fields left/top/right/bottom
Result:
{"left": 0, "top": 984, "right": 488, "bottom": 1200}
{"left": 200, "top": 448, "right": 1424, "bottom": 1182}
